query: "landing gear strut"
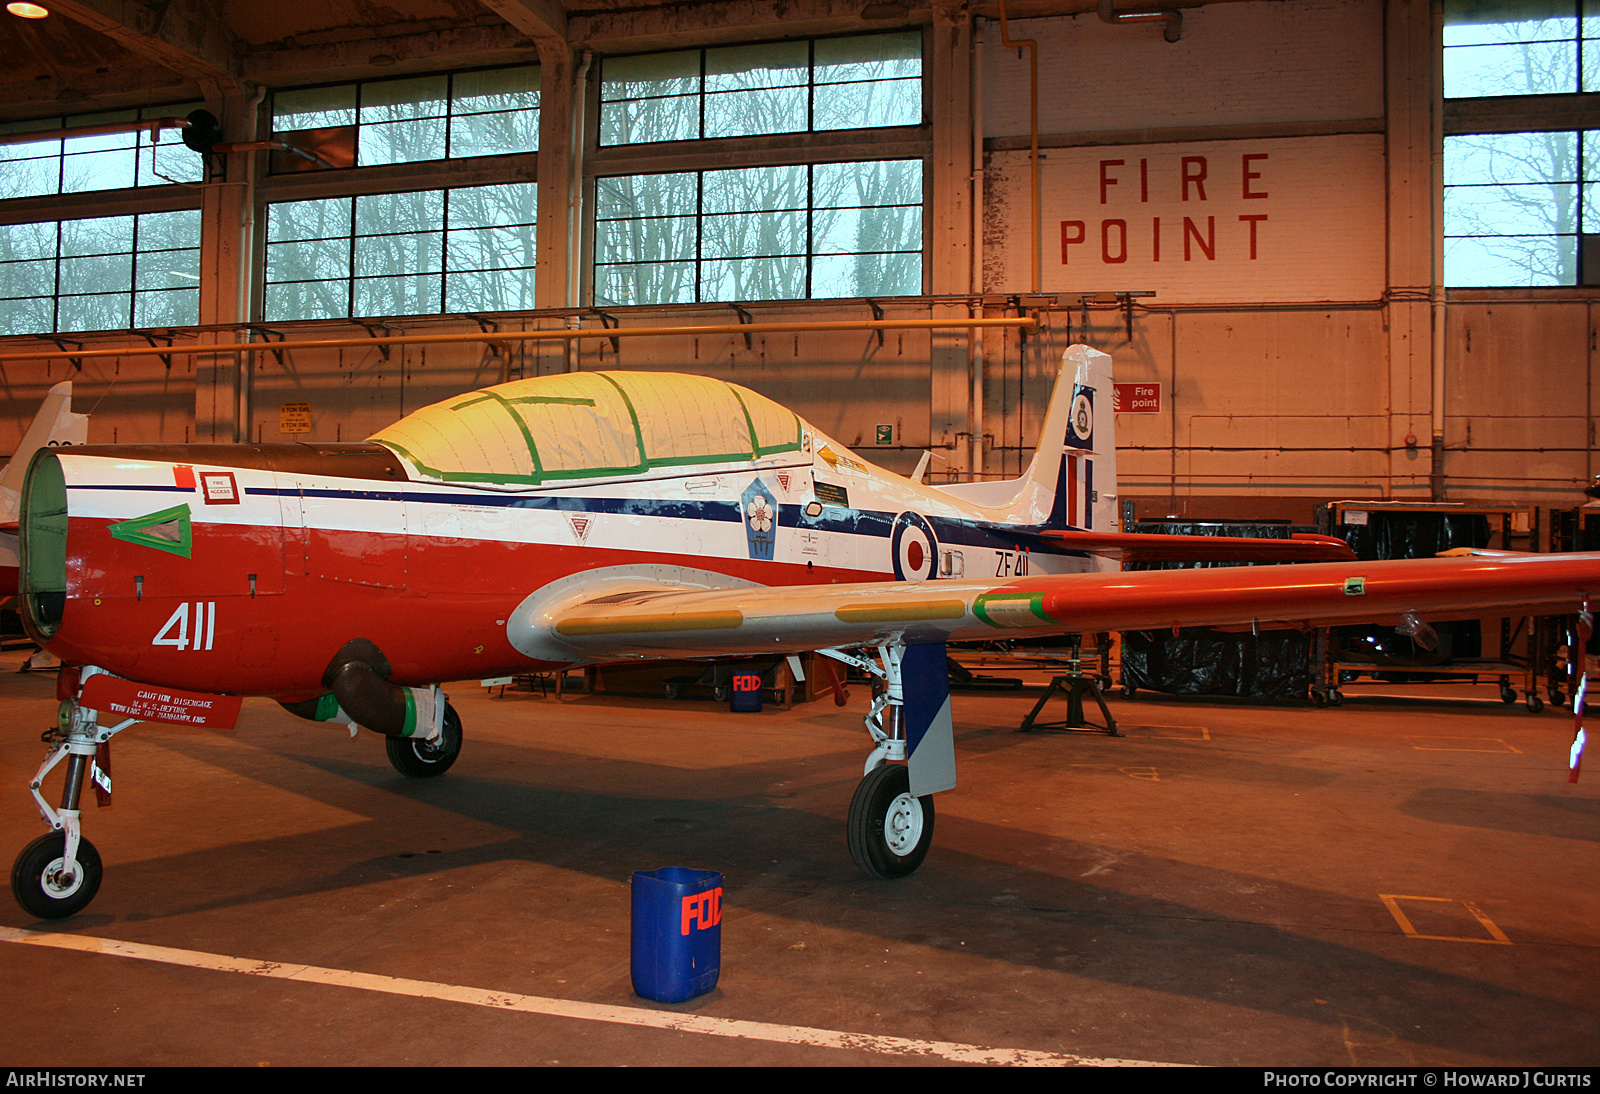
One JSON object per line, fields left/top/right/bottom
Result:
{"left": 12, "top": 691, "right": 135, "bottom": 919}
{"left": 822, "top": 643, "right": 944, "bottom": 879}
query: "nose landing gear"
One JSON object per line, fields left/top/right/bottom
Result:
{"left": 12, "top": 690, "right": 135, "bottom": 919}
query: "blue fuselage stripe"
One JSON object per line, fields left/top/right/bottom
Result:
{"left": 73, "top": 483, "right": 1091, "bottom": 558}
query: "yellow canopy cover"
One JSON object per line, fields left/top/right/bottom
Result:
{"left": 370, "top": 371, "right": 804, "bottom": 488}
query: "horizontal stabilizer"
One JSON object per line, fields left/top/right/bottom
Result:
{"left": 1039, "top": 530, "right": 1356, "bottom": 563}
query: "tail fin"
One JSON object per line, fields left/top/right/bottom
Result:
{"left": 0, "top": 382, "right": 87, "bottom": 522}
{"left": 934, "top": 345, "right": 1118, "bottom": 531}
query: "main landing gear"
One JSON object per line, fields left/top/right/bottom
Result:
{"left": 386, "top": 703, "right": 463, "bottom": 778}
{"left": 822, "top": 644, "right": 939, "bottom": 880}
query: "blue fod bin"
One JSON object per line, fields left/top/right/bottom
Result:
{"left": 730, "top": 670, "right": 763, "bottom": 712}
{"left": 631, "top": 867, "right": 723, "bottom": 1003}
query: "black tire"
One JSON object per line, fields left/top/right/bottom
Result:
{"left": 1526, "top": 694, "right": 1544, "bottom": 714}
{"left": 1500, "top": 684, "right": 1517, "bottom": 704}
{"left": 386, "top": 703, "right": 462, "bottom": 778}
{"left": 1121, "top": 681, "right": 1137, "bottom": 700}
{"left": 12, "top": 832, "right": 102, "bottom": 920}
{"left": 847, "top": 764, "right": 934, "bottom": 879}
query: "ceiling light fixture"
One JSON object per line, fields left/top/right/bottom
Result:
{"left": 6, "top": 3, "right": 50, "bottom": 18}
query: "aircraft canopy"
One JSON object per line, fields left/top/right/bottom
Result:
{"left": 369, "top": 370, "right": 805, "bottom": 488}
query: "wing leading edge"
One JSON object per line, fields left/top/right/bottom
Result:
{"left": 517, "top": 552, "right": 1600, "bottom": 662}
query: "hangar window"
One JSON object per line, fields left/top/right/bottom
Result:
{"left": 263, "top": 181, "right": 537, "bottom": 321}
{"left": 593, "top": 159, "right": 922, "bottom": 305}
{"left": 0, "top": 209, "right": 200, "bottom": 336}
{"left": 1444, "top": 0, "right": 1597, "bottom": 97}
{"left": 0, "top": 103, "right": 204, "bottom": 199}
{"left": 1443, "top": 131, "right": 1595, "bottom": 285}
{"left": 598, "top": 32, "right": 922, "bottom": 146}
{"left": 1442, "top": 2, "right": 1600, "bottom": 284}
{"left": 269, "top": 66, "right": 539, "bottom": 170}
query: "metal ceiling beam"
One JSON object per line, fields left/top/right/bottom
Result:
{"left": 569, "top": 0, "right": 887, "bottom": 52}
{"left": 238, "top": 23, "right": 539, "bottom": 87}
{"left": 48, "top": 0, "right": 238, "bottom": 82}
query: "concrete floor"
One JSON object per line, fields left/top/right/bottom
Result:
{"left": 0, "top": 653, "right": 1595, "bottom": 1067}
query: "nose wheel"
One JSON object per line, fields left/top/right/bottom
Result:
{"left": 12, "top": 831, "right": 102, "bottom": 920}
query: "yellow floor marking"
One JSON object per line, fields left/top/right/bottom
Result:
{"left": 1403, "top": 737, "right": 1522, "bottom": 754}
{"left": 1068, "top": 764, "right": 1161, "bottom": 781}
{"left": 1340, "top": 1014, "right": 1416, "bottom": 1067}
{"left": 1378, "top": 895, "right": 1512, "bottom": 944}
{"left": 1120, "top": 724, "right": 1211, "bottom": 741}
{"left": 0, "top": 926, "right": 1181, "bottom": 1066}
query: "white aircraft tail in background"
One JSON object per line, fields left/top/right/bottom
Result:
{"left": 0, "top": 382, "right": 88, "bottom": 597}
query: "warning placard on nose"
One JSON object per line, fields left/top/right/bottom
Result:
{"left": 80, "top": 674, "right": 242, "bottom": 729}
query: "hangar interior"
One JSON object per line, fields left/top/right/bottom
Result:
{"left": 1, "top": 0, "right": 1598, "bottom": 1071}
{"left": 0, "top": 0, "right": 1589, "bottom": 518}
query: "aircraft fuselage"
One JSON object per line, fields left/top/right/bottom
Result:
{"left": 21, "top": 434, "right": 1089, "bottom": 698}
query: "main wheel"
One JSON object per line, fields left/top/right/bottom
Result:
{"left": 386, "top": 703, "right": 462, "bottom": 778}
{"left": 847, "top": 764, "right": 934, "bottom": 879}
{"left": 12, "top": 832, "right": 102, "bottom": 920}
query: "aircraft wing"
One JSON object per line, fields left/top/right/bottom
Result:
{"left": 1039, "top": 530, "right": 1356, "bottom": 562}
{"left": 522, "top": 552, "right": 1600, "bottom": 661}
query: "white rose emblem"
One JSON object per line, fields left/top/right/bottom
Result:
{"left": 747, "top": 494, "right": 773, "bottom": 533}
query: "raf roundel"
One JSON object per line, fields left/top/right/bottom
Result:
{"left": 890, "top": 512, "right": 938, "bottom": 581}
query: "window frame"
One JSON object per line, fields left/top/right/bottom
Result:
{"left": 590, "top": 158, "right": 926, "bottom": 306}
{"left": 586, "top": 28, "right": 931, "bottom": 307}
{"left": 1442, "top": 3, "right": 1600, "bottom": 287}
{"left": 0, "top": 207, "right": 203, "bottom": 337}
{"left": 596, "top": 30, "right": 926, "bottom": 148}
{"left": 267, "top": 63, "right": 542, "bottom": 174}
{"left": 0, "top": 101, "right": 207, "bottom": 202}
{"left": 261, "top": 180, "right": 540, "bottom": 323}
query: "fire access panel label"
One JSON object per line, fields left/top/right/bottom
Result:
{"left": 80, "top": 674, "right": 242, "bottom": 729}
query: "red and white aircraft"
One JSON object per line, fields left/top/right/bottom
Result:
{"left": 11, "top": 346, "right": 1600, "bottom": 918}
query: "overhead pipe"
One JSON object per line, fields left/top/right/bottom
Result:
{"left": 0, "top": 317, "right": 1039, "bottom": 365}
{"left": 1098, "top": 0, "right": 1184, "bottom": 43}
{"left": 0, "top": 111, "right": 332, "bottom": 167}
{"left": 971, "top": 17, "right": 987, "bottom": 480}
{"left": 0, "top": 117, "right": 191, "bottom": 146}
